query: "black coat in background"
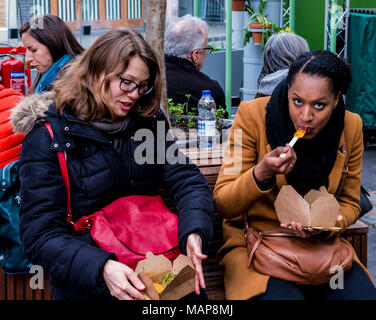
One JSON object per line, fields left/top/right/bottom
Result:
{"left": 13, "top": 94, "right": 213, "bottom": 300}
{"left": 165, "top": 55, "right": 226, "bottom": 115}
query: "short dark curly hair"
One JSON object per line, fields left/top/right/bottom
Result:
{"left": 286, "top": 50, "right": 352, "bottom": 95}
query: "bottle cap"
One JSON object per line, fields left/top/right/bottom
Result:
{"left": 202, "top": 90, "right": 211, "bottom": 95}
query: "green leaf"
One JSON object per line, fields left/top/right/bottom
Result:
{"left": 249, "top": 13, "right": 259, "bottom": 22}
{"left": 245, "top": 5, "right": 255, "bottom": 15}
{"left": 243, "top": 27, "right": 252, "bottom": 46}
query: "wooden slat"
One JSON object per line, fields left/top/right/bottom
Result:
{"left": 0, "top": 268, "right": 5, "bottom": 299}
{"left": 353, "top": 235, "right": 361, "bottom": 262}
{"left": 181, "top": 146, "right": 224, "bottom": 167}
{"left": 6, "top": 274, "right": 15, "bottom": 300}
{"left": 15, "top": 275, "right": 25, "bottom": 300}
{"left": 25, "top": 274, "right": 34, "bottom": 300}
{"left": 33, "top": 285, "right": 43, "bottom": 300}
{"left": 343, "top": 220, "right": 369, "bottom": 234}
{"left": 43, "top": 272, "right": 52, "bottom": 300}
{"left": 205, "top": 175, "right": 219, "bottom": 185}
{"left": 198, "top": 166, "right": 221, "bottom": 176}
{"left": 361, "top": 234, "right": 368, "bottom": 268}
{"left": 203, "top": 256, "right": 225, "bottom": 300}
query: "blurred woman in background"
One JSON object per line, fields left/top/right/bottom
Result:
{"left": 256, "top": 31, "right": 309, "bottom": 98}
{"left": 19, "top": 14, "right": 84, "bottom": 93}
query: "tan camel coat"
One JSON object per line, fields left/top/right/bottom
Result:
{"left": 213, "top": 97, "right": 373, "bottom": 300}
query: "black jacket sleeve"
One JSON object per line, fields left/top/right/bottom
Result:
{"left": 19, "top": 125, "right": 116, "bottom": 294}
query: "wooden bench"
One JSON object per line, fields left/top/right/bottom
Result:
{"left": 0, "top": 146, "right": 369, "bottom": 300}
{"left": 0, "top": 268, "right": 53, "bottom": 300}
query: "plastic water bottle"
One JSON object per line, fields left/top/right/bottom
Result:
{"left": 198, "top": 90, "right": 216, "bottom": 149}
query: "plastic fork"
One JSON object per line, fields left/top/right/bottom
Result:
{"left": 280, "top": 128, "right": 306, "bottom": 158}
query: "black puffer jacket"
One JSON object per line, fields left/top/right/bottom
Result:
{"left": 11, "top": 93, "right": 213, "bottom": 299}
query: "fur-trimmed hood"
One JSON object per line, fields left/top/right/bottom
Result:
{"left": 11, "top": 91, "right": 54, "bottom": 135}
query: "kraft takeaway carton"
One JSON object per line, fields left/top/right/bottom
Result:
{"left": 136, "top": 252, "right": 196, "bottom": 300}
{"left": 274, "top": 185, "right": 341, "bottom": 231}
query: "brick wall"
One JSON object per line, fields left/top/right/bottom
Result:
{"left": 0, "top": 0, "right": 6, "bottom": 28}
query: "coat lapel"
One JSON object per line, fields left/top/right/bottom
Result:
{"left": 328, "top": 133, "right": 347, "bottom": 195}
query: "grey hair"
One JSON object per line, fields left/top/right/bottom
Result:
{"left": 165, "top": 14, "right": 209, "bottom": 59}
{"left": 258, "top": 32, "right": 309, "bottom": 85}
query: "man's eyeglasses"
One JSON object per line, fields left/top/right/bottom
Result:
{"left": 119, "top": 77, "right": 153, "bottom": 96}
{"left": 194, "top": 47, "right": 214, "bottom": 54}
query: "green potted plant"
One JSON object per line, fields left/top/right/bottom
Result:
{"left": 243, "top": 0, "right": 280, "bottom": 49}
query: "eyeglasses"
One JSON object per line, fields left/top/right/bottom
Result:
{"left": 194, "top": 47, "right": 214, "bottom": 54}
{"left": 119, "top": 77, "right": 153, "bottom": 96}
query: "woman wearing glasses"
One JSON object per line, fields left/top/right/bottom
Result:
{"left": 11, "top": 28, "right": 213, "bottom": 300}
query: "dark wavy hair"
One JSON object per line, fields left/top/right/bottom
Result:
{"left": 19, "top": 14, "right": 84, "bottom": 93}
{"left": 286, "top": 50, "right": 352, "bottom": 95}
{"left": 19, "top": 14, "right": 84, "bottom": 61}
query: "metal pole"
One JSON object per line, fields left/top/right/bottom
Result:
{"left": 330, "top": 0, "right": 337, "bottom": 53}
{"left": 343, "top": 0, "right": 350, "bottom": 59}
{"left": 79, "top": 0, "right": 83, "bottom": 44}
{"left": 193, "top": 0, "right": 199, "bottom": 17}
{"left": 225, "top": 0, "right": 232, "bottom": 118}
{"left": 289, "top": 0, "right": 295, "bottom": 32}
{"left": 324, "top": 0, "right": 329, "bottom": 50}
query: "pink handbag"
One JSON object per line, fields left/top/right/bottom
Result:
{"left": 45, "top": 123, "right": 181, "bottom": 270}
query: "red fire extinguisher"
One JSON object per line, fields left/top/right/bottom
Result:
{"left": 1, "top": 55, "right": 26, "bottom": 95}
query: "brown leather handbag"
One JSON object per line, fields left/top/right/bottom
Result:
{"left": 244, "top": 221, "right": 354, "bottom": 285}
{"left": 245, "top": 132, "right": 354, "bottom": 285}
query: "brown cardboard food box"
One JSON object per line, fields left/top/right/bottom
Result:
{"left": 274, "top": 185, "right": 341, "bottom": 230}
{"left": 135, "top": 252, "right": 196, "bottom": 300}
